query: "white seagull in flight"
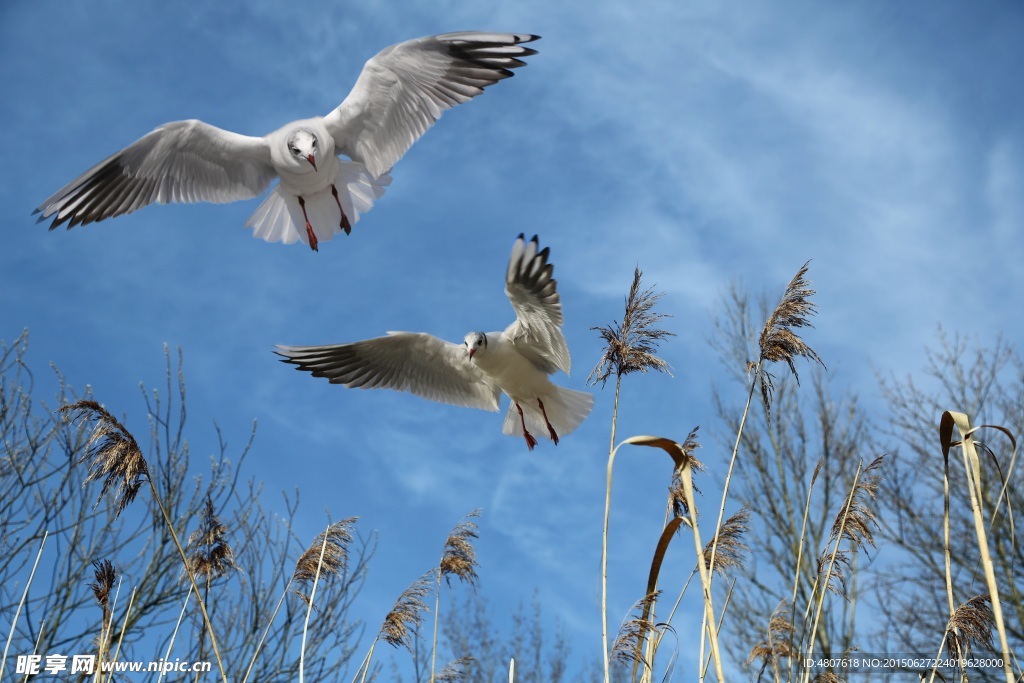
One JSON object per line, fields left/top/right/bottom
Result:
{"left": 35, "top": 32, "right": 539, "bottom": 251}
{"left": 276, "top": 234, "right": 594, "bottom": 450}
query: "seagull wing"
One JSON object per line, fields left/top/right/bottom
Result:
{"left": 276, "top": 332, "right": 501, "bottom": 411}
{"left": 36, "top": 120, "right": 275, "bottom": 229}
{"left": 323, "top": 32, "right": 539, "bottom": 178}
{"left": 503, "top": 234, "right": 571, "bottom": 375}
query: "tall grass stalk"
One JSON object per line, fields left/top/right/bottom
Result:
{"left": 96, "top": 576, "right": 123, "bottom": 683}
{"left": 157, "top": 584, "right": 193, "bottom": 683}
{"left": 600, "top": 397, "right": 623, "bottom": 683}
{"left": 0, "top": 531, "right": 48, "bottom": 681}
{"left": 939, "top": 411, "right": 1017, "bottom": 683}
{"left": 299, "top": 526, "right": 330, "bottom": 683}
{"left": 800, "top": 460, "right": 864, "bottom": 683}
{"left": 590, "top": 267, "right": 673, "bottom": 683}
{"left": 786, "top": 460, "right": 823, "bottom": 683}
{"left": 679, "top": 458, "right": 726, "bottom": 683}
{"left": 103, "top": 587, "right": 138, "bottom": 683}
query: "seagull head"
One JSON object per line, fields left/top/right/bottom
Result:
{"left": 464, "top": 332, "right": 488, "bottom": 359}
{"left": 286, "top": 128, "right": 319, "bottom": 171}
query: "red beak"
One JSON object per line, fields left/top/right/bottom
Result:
{"left": 468, "top": 348, "right": 475, "bottom": 358}
{"left": 307, "top": 154, "right": 317, "bottom": 171}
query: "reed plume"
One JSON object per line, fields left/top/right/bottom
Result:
{"left": 945, "top": 595, "right": 995, "bottom": 660}
{"left": 188, "top": 494, "right": 237, "bottom": 582}
{"left": 432, "top": 510, "right": 481, "bottom": 682}
{"left": 89, "top": 559, "right": 117, "bottom": 667}
{"left": 292, "top": 518, "right": 356, "bottom": 599}
{"left": 747, "top": 601, "right": 797, "bottom": 679}
{"left": 589, "top": 267, "right": 674, "bottom": 386}
{"left": 702, "top": 509, "right": 750, "bottom": 576}
{"left": 439, "top": 510, "right": 480, "bottom": 587}
{"left": 756, "top": 261, "right": 824, "bottom": 417}
{"left": 610, "top": 591, "right": 662, "bottom": 669}
{"left": 381, "top": 571, "right": 434, "bottom": 651}
{"left": 591, "top": 269, "right": 674, "bottom": 683}
{"left": 59, "top": 400, "right": 148, "bottom": 516}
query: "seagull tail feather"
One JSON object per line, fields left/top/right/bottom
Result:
{"left": 245, "top": 162, "right": 391, "bottom": 246}
{"left": 502, "top": 386, "right": 594, "bottom": 442}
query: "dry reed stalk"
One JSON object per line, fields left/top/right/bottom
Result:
{"left": 431, "top": 510, "right": 481, "bottom": 683}
{"left": 619, "top": 436, "right": 726, "bottom": 682}
{"left": 937, "top": 411, "right": 1017, "bottom": 683}
{"left": 188, "top": 495, "right": 237, "bottom": 673}
{"left": 787, "top": 459, "right": 824, "bottom": 683}
{"left": 706, "top": 262, "right": 823, "bottom": 675}
{"left": 679, "top": 460, "right": 726, "bottom": 683}
{"left": 635, "top": 520, "right": 684, "bottom": 682}
{"left": 103, "top": 586, "right": 138, "bottom": 683}
{"left": 294, "top": 520, "right": 355, "bottom": 683}
{"left": 608, "top": 436, "right": 697, "bottom": 680}
{"left": 240, "top": 519, "right": 354, "bottom": 683}
{"left": 156, "top": 584, "right": 193, "bottom": 683}
{"left": 60, "top": 400, "right": 229, "bottom": 683}
{"left": 648, "top": 509, "right": 748, "bottom": 678}
{"left": 801, "top": 456, "right": 882, "bottom": 683}
{"left": 590, "top": 268, "right": 673, "bottom": 683}
{"left": 0, "top": 531, "right": 48, "bottom": 681}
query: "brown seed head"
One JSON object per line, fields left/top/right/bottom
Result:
{"left": 747, "top": 601, "right": 797, "bottom": 668}
{"left": 946, "top": 595, "right": 995, "bottom": 659}
{"left": 89, "top": 559, "right": 117, "bottom": 612}
{"left": 436, "top": 656, "right": 474, "bottom": 682}
{"left": 589, "top": 267, "right": 674, "bottom": 386}
{"left": 292, "top": 518, "right": 357, "bottom": 603}
{"left": 703, "top": 508, "right": 750, "bottom": 576}
{"left": 831, "top": 456, "right": 884, "bottom": 551}
{"left": 756, "top": 262, "right": 824, "bottom": 416}
{"left": 380, "top": 570, "right": 434, "bottom": 651}
{"left": 188, "top": 495, "right": 237, "bottom": 581}
{"left": 610, "top": 591, "right": 662, "bottom": 668}
{"left": 812, "top": 673, "right": 845, "bottom": 683}
{"left": 59, "top": 400, "right": 149, "bottom": 517}
{"left": 669, "top": 427, "right": 704, "bottom": 517}
{"left": 439, "top": 510, "right": 480, "bottom": 587}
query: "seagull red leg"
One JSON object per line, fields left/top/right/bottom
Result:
{"left": 330, "top": 185, "right": 352, "bottom": 235}
{"left": 297, "top": 196, "right": 318, "bottom": 252}
{"left": 515, "top": 402, "right": 538, "bottom": 451}
{"left": 536, "top": 398, "right": 560, "bottom": 446}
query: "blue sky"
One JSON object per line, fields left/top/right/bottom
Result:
{"left": 2, "top": 0, "right": 1022, "bottom": 678}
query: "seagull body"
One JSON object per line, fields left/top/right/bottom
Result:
{"left": 35, "top": 32, "right": 539, "bottom": 251}
{"left": 276, "top": 234, "right": 594, "bottom": 449}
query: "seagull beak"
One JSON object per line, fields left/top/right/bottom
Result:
{"left": 468, "top": 348, "right": 475, "bottom": 359}
{"left": 307, "top": 154, "right": 317, "bottom": 171}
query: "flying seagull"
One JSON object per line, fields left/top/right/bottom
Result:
{"left": 276, "top": 234, "right": 594, "bottom": 449}
{"left": 35, "top": 32, "right": 539, "bottom": 251}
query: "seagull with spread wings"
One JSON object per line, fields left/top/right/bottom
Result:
{"left": 276, "top": 234, "right": 594, "bottom": 450}
{"left": 35, "top": 32, "right": 539, "bottom": 251}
